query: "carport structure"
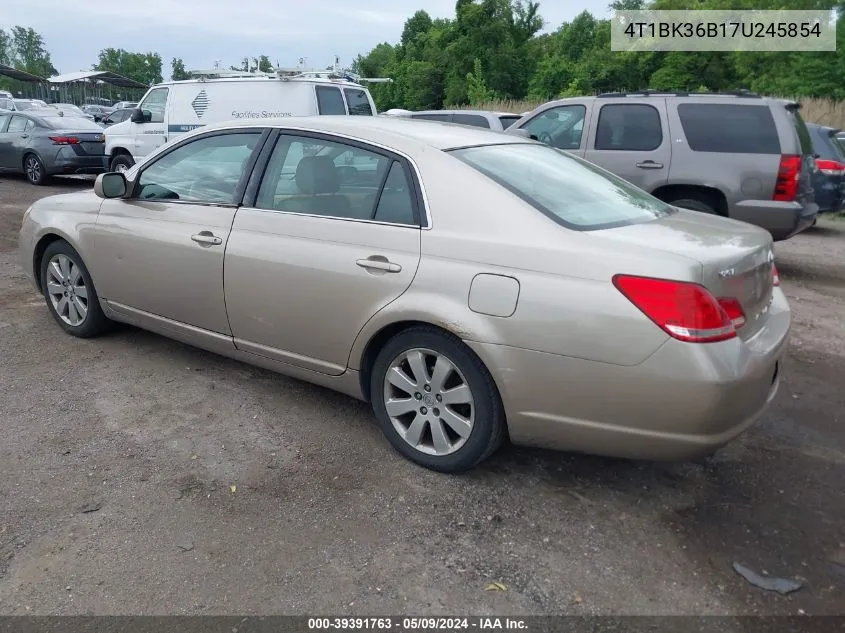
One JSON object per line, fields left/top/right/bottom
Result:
{"left": 47, "top": 70, "right": 149, "bottom": 106}
{"left": 0, "top": 64, "right": 49, "bottom": 99}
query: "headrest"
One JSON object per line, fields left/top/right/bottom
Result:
{"left": 295, "top": 155, "right": 340, "bottom": 195}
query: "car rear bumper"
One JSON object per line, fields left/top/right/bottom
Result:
{"left": 468, "top": 289, "right": 791, "bottom": 461}
{"left": 46, "top": 151, "right": 107, "bottom": 176}
{"left": 731, "top": 199, "right": 817, "bottom": 241}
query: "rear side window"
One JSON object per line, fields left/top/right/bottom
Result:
{"left": 316, "top": 86, "right": 346, "bottom": 115}
{"left": 7, "top": 116, "right": 28, "bottom": 132}
{"left": 343, "top": 88, "right": 373, "bottom": 116}
{"left": 595, "top": 104, "right": 662, "bottom": 151}
{"left": 452, "top": 113, "right": 490, "bottom": 128}
{"left": 677, "top": 104, "right": 779, "bottom": 154}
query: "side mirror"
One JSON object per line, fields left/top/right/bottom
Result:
{"left": 94, "top": 172, "right": 128, "bottom": 199}
{"left": 129, "top": 108, "right": 150, "bottom": 123}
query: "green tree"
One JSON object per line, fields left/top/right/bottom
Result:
{"left": 170, "top": 57, "right": 190, "bottom": 81}
{"left": 95, "top": 48, "right": 162, "bottom": 85}
{"left": 466, "top": 58, "right": 497, "bottom": 104}
{"left": 10, "top": 26, "right": 56, "bottom": 77}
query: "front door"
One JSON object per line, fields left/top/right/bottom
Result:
{"left": 224, "top": 131, "right": 423, "bottom": 375}
{"left": 583, "top": 100, "right": 671, "bottom": 193}
{"left": 91, "top": 129, "right": 267, "bottom": 334}
{"left": 131, "top": 86, "right": 170, "bottom": 160}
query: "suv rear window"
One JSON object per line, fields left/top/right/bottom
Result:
{"left": 677, "top": 103, "right": 780, "bottom": 154}
{"left": 451, "top": 143, "right": 675, "bottom": 231}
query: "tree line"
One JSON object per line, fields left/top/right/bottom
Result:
{"left": 3, "top": 0, "right": 845, "bottom": 105}
{"left": 354, "top": 0, "right": 845, "bottom": 111}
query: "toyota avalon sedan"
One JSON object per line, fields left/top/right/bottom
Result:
{"left": 18, "top": 116, "right": 790, "bottom": 472}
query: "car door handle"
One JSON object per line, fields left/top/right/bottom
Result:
{"left": 636, "top": 160, "right": 663, "bottom": 169}
{"left": 356, "top": 257, "right": 402, "bottom": 273}
{"left": 191, "top": 231, "right": 223, "bottom": 246}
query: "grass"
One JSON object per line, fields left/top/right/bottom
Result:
{"left": 461, "top": 96, "right": 845, "bottom": 128}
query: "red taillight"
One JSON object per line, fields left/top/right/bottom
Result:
{"left": 814, "top": 158, "right": 845, "bottom": 176}
{"left": 612, "top": 274, "right": 739, "bottom": 343}
{"left": 49, "top": 136, "right": 80, "bottom": 145}
{"left": 717, "top": 297, "right": 746, "bottom": 329}
{"left": 773, "top": 154, "right": 801, "bottom": 202}
{"left": 772, "top": 262, "right": 780, "bottom": 286}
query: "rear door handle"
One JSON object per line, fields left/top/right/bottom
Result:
{"left": 356, "top": 257, "right": 401, "bottom": 273}
{"left": 191, "top": 231, "right": 223, "bottom": 246}
{"left": 636, "top": 160, "right": 663, "bottom": 169}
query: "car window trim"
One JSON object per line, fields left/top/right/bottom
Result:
{"left": 128, "top": 127, "right": 274, "bottom": 205}
{"left": 243, "top": 127, "right": 428, "bottom": 228}
{"left": 594, "top": 102, "right": 663, "bottom": 152}
{"left": 370, "top": 159, "right": 396, "bottom": 220}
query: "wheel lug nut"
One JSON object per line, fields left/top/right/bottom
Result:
{"left": 424, "top": 385, "right": 431, "bottom": 392}
{"left": 433, "top": 408, "right": 440, "bottom": 417}
{"left": 436, "top": 394, "right": 442, "bottom": 402}
{"left": 415, "top": 393, "right": 422, "bottom": 400}
{"left": 420, "top": 407, "right": 428, "bottom": 415}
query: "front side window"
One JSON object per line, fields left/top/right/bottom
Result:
{"left": 136, "top": 131, "right": 262, "bottom": 203}
{"left": 138, "top": 87, "right": 169, "bottom": 124}
{"left": 7, "top": 116, "right": 29, "bottom": 133}
{"left": 522, "top": 105, "right": 586, "bottom": 150}
{"left": 451, "top": 143, "right": 674, "bottom": 231}
{"left": 255, "top": 134, "right": 417, "bottom": 225}
{"left": 344, "top": 88, "right": 373, "bottom": 116}
{"left": 316, "top": 86, "right": 346, "bottom": 115}
{"left": 595, "top": 104, "right": 662, "bottom": 151}
{"left": 678, "top": 103, "right": 779, "bottom": 154}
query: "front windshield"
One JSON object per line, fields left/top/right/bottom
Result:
{"left": 450, "top": 143, "right": 676, "bottom": 231}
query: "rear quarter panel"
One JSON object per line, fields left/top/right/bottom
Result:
{"left": 348, "top": 150, "right": 700, "bottom": 371}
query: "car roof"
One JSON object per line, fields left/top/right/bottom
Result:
{"left": 410, "top": 109, "right": 518, "bottom": 118}
{"left": 200, "top": 115, "right": 531, "bottom": 151}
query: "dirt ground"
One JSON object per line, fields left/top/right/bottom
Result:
{"left": 0, "top": 174, "right": 843, "bottom": 617}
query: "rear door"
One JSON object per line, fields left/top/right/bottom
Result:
{"left": 583, "top": 99, "right": 670, "bottom": 192}
{"left": 224, "top": 130, "right": 423, "bottom": 375}
{"left": 0, "top": 113, "right": 13, "bottom": 169}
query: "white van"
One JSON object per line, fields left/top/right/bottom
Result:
{"left": 103, "top": 72, "right": 380, "bottom": 172}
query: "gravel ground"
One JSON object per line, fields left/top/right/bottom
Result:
{"left": 0, "top": 174, "right": 843, "bottom": 617}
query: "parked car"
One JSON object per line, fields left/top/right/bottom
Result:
{"left": 19, "top": 117, "right": 789, "bottom": 472}
{"left": 12, "top": 98, "right": 48, "bottom": 111}
{"left": 806, "top": 123, "right": 845, "bottom": 214}
{"left": 0, "top": 90, "right": 13, "bottom": 100}
{"left": 509, "top": 91, "right": 818, "bottom": 241}
{"left": 111, "top": 101, "right": 138, "bottom": 111}
{"left": 0, "top": 97, "right": 15, "bottom": 112}
{"left": 50, "top": 103, "right": 96, "bottom": 122}
{"left": 0, "top": 110, "right": 107, "bottom": 184}
{"left": 99, "top": 107, "right": 135, "bottom": 127}
{"left": 82, "top": 104, "right": 114, "bottom": 122}
{"left": 398, "top": 109, "right": 522, "bottom": 131}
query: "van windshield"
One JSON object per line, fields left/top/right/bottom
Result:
{"left": 450, "top": 143, "right": 675, "bottom": 231}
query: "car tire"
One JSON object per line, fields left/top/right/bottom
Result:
{"left": 110, "top": 153, "right": 135, "bottom": 173}
{"left": 40, "top": 240, "right": 111, "bottom": 338}
{"left": 23, "top": 153, "right": 49, "bottom": 186}
{"left": 370, "top": 326, "right": 506, "bottom": 473}
{"left": 665, "top": 196, "right": 718, "bottom": 215}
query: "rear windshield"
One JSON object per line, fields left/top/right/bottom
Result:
{"left": 450, "top": 143, "right": 675, "bottom": 231}
{"left": 810, "top": 126, "right": 845, "bottom": 161}
{"left": 786, "top": 106, "right": 814, "bottom": 156}
{"left": 498, "top": 115, "right": 520, "bottom": 129}
{"left": 36, "top": 115, "right": 105, "bottom": 131}
{"left": 677, "top": 103, "right": 780, "bottom": 154}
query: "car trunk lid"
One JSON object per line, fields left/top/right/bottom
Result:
{"left": 49, "top": 129, "right": 106, "bottom": 156}
{"left": 595, "top": 209, "right": 776, "bottom": 340}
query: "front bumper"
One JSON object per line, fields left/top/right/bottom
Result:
{"left": 732, "top": 199, "right": 818, "bottom": 241}
{"left": 468, "top": 289, "right": 791, "bottom": 461}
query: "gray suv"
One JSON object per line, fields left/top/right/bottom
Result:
{"left": 401, "top": 109, "right": 522, "bottom": 132}
{"left": 510, "top": 91, "right": 818, "bottom": 241}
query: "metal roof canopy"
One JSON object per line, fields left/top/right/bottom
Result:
{"left": 48, "top": 70, "right": 149, "bottom": 89}
{"left": 0, "top": 64, "right": 45, "bottom": 82}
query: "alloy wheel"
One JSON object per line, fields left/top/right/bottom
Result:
{"left": 382, "top": 348, "right": 475, "bottom": 456}
{"left": 25, "top": 156, "right": 41, "bottom": 183}
{"left": 45, "top": 254, "right": 89, "bottom": 326}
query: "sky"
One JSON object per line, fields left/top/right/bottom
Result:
{"left": 3, "top": 0, "right": 611, "bottom": 78}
